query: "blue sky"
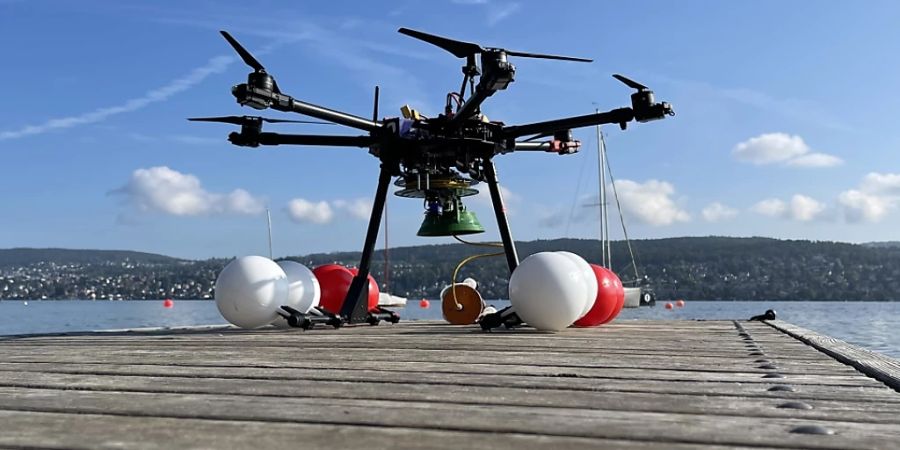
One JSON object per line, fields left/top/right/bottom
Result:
{"left": 1, "top": 0, "right": 899, "bottom": 259}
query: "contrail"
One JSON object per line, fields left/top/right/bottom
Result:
{"left": 0, "top": 55, "right": 234, "bottom": 140}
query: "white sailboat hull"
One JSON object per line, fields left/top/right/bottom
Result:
{"left": 623, "top": 287, "right": 641, "bottom": 308}
{"left": 378, "top": 292, "right": 407, "bottom": 307}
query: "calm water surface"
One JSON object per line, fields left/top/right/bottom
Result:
{"left": 1, "top": 300, "right": 898, "bottom": 358}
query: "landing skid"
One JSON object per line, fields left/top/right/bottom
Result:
{"left": 279, "top": 305, "right": 400, "bottom": 330}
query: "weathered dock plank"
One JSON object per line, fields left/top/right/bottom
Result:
{"left": 1, "top": 319, "right": 899, "bottom": 449}
{"left": 767, "top": 319, "right": 900, "bottom": 391}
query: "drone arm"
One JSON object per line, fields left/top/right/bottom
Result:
{"left": 448, "top": 87, "right": 494, "bottom": 126}
{"left": 511, "top": 141, "right": 552, "bottom": 151}
{"left": 248, "top": 132, "right": 375, "bottom": 147}
{"left": 501, "top": 108, "right": 635, "bottom": 139}
{"left": 281, "top": 98, "right": 381, "bottom": 133}
{"left": 234, "top": 84, "right": 381, "bottom": 132}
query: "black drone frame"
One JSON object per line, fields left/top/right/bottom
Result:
{"left": 192, "top": 28, "right": 674, "bottom": 330}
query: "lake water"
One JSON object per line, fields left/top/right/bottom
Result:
{"left": 1, "top": 300, "right": 898, "bottom": 359}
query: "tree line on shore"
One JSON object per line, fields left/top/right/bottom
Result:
{"left": 2, "top": 237, "right": 898, "bottom": 301}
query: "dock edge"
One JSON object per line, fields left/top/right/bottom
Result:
{"left": 764, "top": 319, "right": 900, "bottom": 393}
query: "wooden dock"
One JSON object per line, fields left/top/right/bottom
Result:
{"left": 1, "top": 319, "right": 899, "bottom": 449}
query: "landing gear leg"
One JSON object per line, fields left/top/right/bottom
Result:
{"left": 281, "top": 164, "right": 400, "bottom": 329}
{"left": 340, "top": 164, "right": 398, "bottom": 325}
{"left": 480, "top": 160, "right": 523, "bottom": 331}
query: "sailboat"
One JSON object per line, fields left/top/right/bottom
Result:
{"left": 594, "top": 118, "right": 656, "bottom": 308}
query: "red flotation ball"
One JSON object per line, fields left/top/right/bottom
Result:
{"left": 313, "top": 265, "right": 380, "bottom": 314}
{"left": 665, "top": 302, "right": 674, "bottom": 310}
{"left": 313, "top": 264, "right": 354, "bottom": 314}
{"left": 675, "top": 299, "right": 686, "bottom": 308}
{"left": 162, "top": 298, "right": 174, "bottom": 308}
{"left": 348, "top": 268, "right": 380, "bottom": 312}
{"left": 573, "top": 265, "right": 624, "bottom": 327}
{"left": 599, "top": 272, "right": 625, "bottom": 325}
{"left": 419, "top": 299, "right": 430, "bottom": 309}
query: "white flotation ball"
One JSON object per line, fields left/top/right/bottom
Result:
{"left": 271, "top": 260, "right": 321, "bottom": 328}
{"left": 463, "top": 277, "right": 478, "bottom": 289}
{"left": 215, "top": 256, "right": 288, "bottom": 329}
{"left": 509, "top": 252, "right": 590, "bottom": 331}
{"left": 556, "top": 251, "right": 598, "bottom": 319}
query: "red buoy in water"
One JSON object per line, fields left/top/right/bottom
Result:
{"left": 162, "top": 298, "right": 174, "bottom": 308}
{"left": 665, "top": 302, "right": 674, "bottom": 310}
{"left": 675, "top": 299, "right": 686, "bottom": 308}
{"left": 419, "top": 299, "right": 430, "bottom": 309}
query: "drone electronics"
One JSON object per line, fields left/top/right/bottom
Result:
{"left": 191, "top": 28, "right": 674, "bottom": 330}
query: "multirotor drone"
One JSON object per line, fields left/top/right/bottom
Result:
{"left": 192, "top": 28, "right": 674, "bottom": 330}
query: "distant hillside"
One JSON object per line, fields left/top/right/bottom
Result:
{"left": 864, "top": 241, "right": 900, "bottom": 249}
{"left": 2, "top": 237, "right": 899, "bottom": 301}
{"left": 286, "top": 236, "right": 900, "bottom": 301}
{"left": 0, "top": 248, "right": 179, "bottom": 268}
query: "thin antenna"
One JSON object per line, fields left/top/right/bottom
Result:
{"left": 266, "top": 208, "right": 274, "bottom": 259}
{"left": 373, "top": 85, "right": 380, "bottom": 121}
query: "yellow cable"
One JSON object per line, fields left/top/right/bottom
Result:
{"left": 449, "top": 235, "right": 504, "bottom": 310}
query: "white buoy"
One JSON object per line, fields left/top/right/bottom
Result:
{"left": 556, "top": 251, "right": 598, "bottom": 319}
{"left": 215, "top": 256, "right": 288, "bottom": 329}
{"left": 271, "top": 260, "right": 321, "bottom": 328}
{"left": 463, "top": 277, "right": 478, "bottom": 289}
{"left": 508, "top": 252, "right": 590, "bottom": 331}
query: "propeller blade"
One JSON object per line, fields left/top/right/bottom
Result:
{"left": 188, "top": 116, "right": 333, "bottom": 125}
{"left": 613, "top": 74, "right": 648, "bottom": 91}
{"left": 188, "top": 116, "right": 245, "bottom": 125}
{"left": 398, "top": 28, "right": 482, "bottom": 58}
{"left": 505, "top": 50, "right": 592, "bottom": 63}
{"left": 262, "top": 118, "right": 333, "bottom": 124}
{"left": 220, "top": 30, "right": 266, "bottom": 72}
{"left": 523, "top": 131, "right": 553, "bottom": 142}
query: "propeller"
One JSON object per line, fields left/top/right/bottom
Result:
{"left": 188, "top": 116, "right": 332, "bottom": 125}
{"left": 221, "top": 31, "right": 265, "bottom": 72}
{"left": 613, "top": 74, "right": 648, "bottom": 91}
{"left": 220, "top": 30, "right": 281, "bottom": 94}
{"left": 398, "top": 28, "right": 592, "bottom": 63}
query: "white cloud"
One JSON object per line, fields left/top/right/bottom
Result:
{"left": 333, "top": 198, "right": 373, "bottom": 221}
{"left": 786, "top": 152, "right": 844, "bottom": 168}
{"left": 487, "top": 2, "right": 521, "bottom": 25}
{"left": 0, "top": 55, "right": 234, "bottom": 140}
{"left": 114, "top": 166, "right": 264, "bottom": 217}
{"left": 732, "top": 133, "right": 842, "bottom": 168}
{"left": 286, "top": 198, "right": 333, "bottom": 224}
{"left": 474, "top": 185, "right": 518, "bottom": 206}
{"left": 838, "top": 172, "right": 900, "bottom": 222}
{"left": 751, "top": 194, "right": 825, "bottom": 222}
{"left": 612, "top": 179, "right": 690, "bottom": 226}
{"left": 789, "top": 194, "right": 826, "bottom": 221}
{"left": 838, "top": 190, "right": 891, "bottom": 222}
{"left": 286, "top": 197, "right": 373, "bottom": 224}
{"left": 701, "top": 202, "right": 738, "bottom": 222}
{"left": 451, "top": 0, "right": 521, "bottom": 26}
{"left": 860, "top": 172, "right": 900, "bottom": 195}
{"left": 751, "top": 198, "right": 787, "bottom": 217}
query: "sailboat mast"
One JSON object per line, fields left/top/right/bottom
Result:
{"left": 595, "top": 113, "right": 606, "bottom": 267}
{"left": 600, "top": 131, "right": 612, "bottom": 268}
{"left": 266, "top": 208, "right": 274, "bottom": 260}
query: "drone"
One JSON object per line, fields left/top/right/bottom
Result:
{"left": 191, "top": 28, "right": 674, "bottom": 330}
